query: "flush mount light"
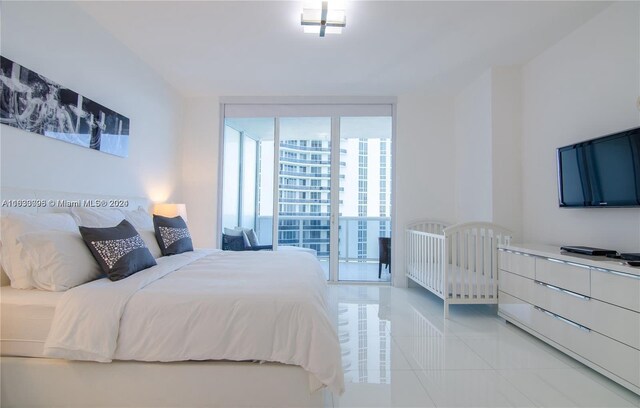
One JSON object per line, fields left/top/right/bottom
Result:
{"left": 301, "top": 0, "right": 346, "bottom": 37}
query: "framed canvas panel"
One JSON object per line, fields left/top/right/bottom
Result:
{"left": 0, "top": 56, "right": 129, "bottom": 157}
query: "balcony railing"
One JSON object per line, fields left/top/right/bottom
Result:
{"left": 280, "top": 171, "right": 331, "bottom": 178}
{"left": 278, "top": 198, "right": 331, "bottom": 204}
{"left": 280, "top": 143, "right": 330, "bottom": 152}
{"left": 255, "top": 216, "right": 391, "bottom": 262}
{"left": 279, "top": 184, "right": 331, "bottom": 191}
{"left": 280, "top": 157, "right": 331, "bottom": 165}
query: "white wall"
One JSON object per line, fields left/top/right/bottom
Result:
{"left": 1, "top": 2, "right": 184, "bottom": 202}
{"left": 521, "top": 1, "right": 640, "bottom": 252}
{"left": 394, "top": 93, "right": 456, "bottom": 286}
{"left": 180, "top": 97, "right": 220, "bottom": 247}
{"left": 454, "top": 70, "right": 493, "bottom": 222}
{"left": 453, "top": 67, "right": 523, "bottom": 239}
{"left": 490, "top": 66, "right": 523, "bottom": 240}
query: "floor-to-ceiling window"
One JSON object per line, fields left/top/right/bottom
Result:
{"left": 222, "top": 118, "right": 274, "bottom": 247}
{"left": 278, "top": 117, "right": 333, "bottom": 276}
{"left": 338, "top": 117, "right": 393, "bottom": 282}
{"left": 221, "top": 101, "right": 395, "bottom": 282}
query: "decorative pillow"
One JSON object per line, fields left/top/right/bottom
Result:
{"left": 79, "top": 220, "right": 157, "bottom": 281}
{"left": 19, "top": 230, "right": 103, "bottom": 291}
{"left": 222, "top": 234, "right": 246, "bottom": 251}
{"left": 153, "top": 215, "right": 193, "bottom": 256}
{"left": 225, "top": 227, "right": 251, "bottom": 248}
{"left": 122, "top": 207, "right": 162, "bottom": 259}
{"left": 0, "top": 212, "right": 78, "bottom": 289}
{"left": 234, "top": 227, "right": 259, "bottom": 247}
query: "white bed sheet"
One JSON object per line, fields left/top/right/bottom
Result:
{"left": 44, "top": 249, "right": 344, "bottom": 394}
{"left": 1, "top": 287, "right": 63, "bottom": 357}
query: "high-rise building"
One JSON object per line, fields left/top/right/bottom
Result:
{"left": 264, "top": 137, "right": 391, "bottom": 261}
{"left": 276, "top": 139, "right": 332, "bottom": 256}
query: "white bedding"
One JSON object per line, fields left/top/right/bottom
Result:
{"left": 43, "top": 249, "right": 344, "bottom": 394}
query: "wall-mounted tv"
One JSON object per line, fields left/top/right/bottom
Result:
{"left": 557, "top": 126, "right": 640, "bottom": 208}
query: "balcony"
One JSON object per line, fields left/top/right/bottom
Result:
{"left": 280, "top": 171, "right": 331, "bottom": 178}
{"left": 279, "top": 184, "right": 330, "bottom": 191}
{"left": 278, "top": 198, "right": 331, "bottom": 204}
{"left": 280, "top": 157, "right": 331, "bottom": 165}
{"left": 280, "top": 142, "right": 330, "bottom": 152}
{"left": 255, "top": 216, "right": 391, "bottom": 282}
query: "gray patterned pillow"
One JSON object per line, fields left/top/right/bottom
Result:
{"left": 153, "top": 215, "right": 194, "bottom": 256}
{"left": 234, "top": 227, "right": 259, "bottom": 247}
{"left": 79, "top": 219, "right": 157, "bottom": 281}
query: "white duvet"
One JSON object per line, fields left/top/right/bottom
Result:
{"left": 44, "top": 250, "right": 344, "bottom": 394}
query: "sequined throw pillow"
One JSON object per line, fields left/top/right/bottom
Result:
{"left": 79, "top": 219, "right": 157, "bottom": 281}
{"left": 153, "top": 214, "right": 194, "bottom": 256}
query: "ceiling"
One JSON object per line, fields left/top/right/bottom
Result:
{"left": 76, "top": 1, "right": 610, "bottom": 98}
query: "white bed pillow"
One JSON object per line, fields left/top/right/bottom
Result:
{"left": 0, "top": 212, "right": 78, "bottom": 289}
{"left": 19, "top": 230, "right": 103, "bottom": 291}
{"left": 70, "top": 207, "right": 125, "bottom": 228}
{"left": 122, "top": 207, "right": 162, "bottom": 259}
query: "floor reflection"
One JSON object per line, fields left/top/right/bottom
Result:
{"left": 327, "top": 285, "right": 639, "bottom": 408}
{"left": 338, "top": 302, "right": 391, "bottom": 384}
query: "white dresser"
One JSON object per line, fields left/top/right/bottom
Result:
{"left": 498, "top": 244, "right": 640, "bottom": 395}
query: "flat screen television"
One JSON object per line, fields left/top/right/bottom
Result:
{"left": 557, "top": 126, "right": 640, "bottom": 207}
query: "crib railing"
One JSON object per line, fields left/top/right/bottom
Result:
{"left": 445, "top": 223, "right": 511, "bottom": 301}
{"left": 406, "top": 221, "right": 449, "bottom": 297}
{"left": 406, "top": 221, "right": 512, "bottom": 318}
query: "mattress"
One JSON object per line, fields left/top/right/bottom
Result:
{"left": 1, "top": 287, "right": 62, "bottom": 357}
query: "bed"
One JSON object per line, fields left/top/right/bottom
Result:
{"left": 405, "top": 220, "right": 512, "bottom": 318}
{"left": 0, "top": 187, "right": 342, "bottom": 407}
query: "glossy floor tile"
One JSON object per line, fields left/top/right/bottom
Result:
{"left": 496, "top": 368, "right": 640, "bottom": 408}
{"left": 326, "top": 284, "right": 638, "bottom": 408}
{"left": 320, "top": 261, "right": 392, "bottom": 282}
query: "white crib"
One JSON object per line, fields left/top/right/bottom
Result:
{"left": 405, "top": 221, "right": 512, "bottom": 318}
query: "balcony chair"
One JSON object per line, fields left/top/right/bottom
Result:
{"left": 378, "top": 237, "right": 391, "bottom": 279}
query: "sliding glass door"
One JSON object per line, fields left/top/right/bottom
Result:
{"left": 338, "top": 117, "right": 393, "bottom": 282}
{"left": 221, "top": 103, "right": 393, "bottom": 282}
{"left": 274, "top": 118, "right": 332, "bottom": 278}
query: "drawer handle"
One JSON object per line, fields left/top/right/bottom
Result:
{"left": 534, "top": 306, "right": 591, "bottom": 332}
{"left": 546, "top": 258, "right": 590, "bottom": 270}
{"left": 593, "top": 267, "right": 640, "bottom": 280}
{"left": 534, "top": 280, "right": 591, "bottom": 300}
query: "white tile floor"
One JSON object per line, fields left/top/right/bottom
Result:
{"left": 323, "top": 284, "right": 640, "bottom": 408}
{"left": 320, "top": 261, "right": 392, "bottom": 282}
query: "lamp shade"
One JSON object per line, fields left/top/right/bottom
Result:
{"left": 153, "top": 203, "right": 188, "bottom": 222}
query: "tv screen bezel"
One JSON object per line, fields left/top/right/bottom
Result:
{"left": 557, "top": 126, "right": 640, "bottom": 208}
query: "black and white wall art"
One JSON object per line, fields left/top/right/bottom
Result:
{"left": 0, "top": 56, "right": 130, "bottom": 157}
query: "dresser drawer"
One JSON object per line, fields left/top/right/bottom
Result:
{"left": 591, "top": 268, "right": 640, "bottom": 313}
{"left": 533, "top": 280, "right": 640, "bottom": 350}
{"left": 498, "top": 291, "right": 534, "bottom": 323}
{"left": 535, "top": 258, "right": 590, "bottom": 296}
{"left": 499, "top": 250, "right": 535, "bottom": 279}
{"left": 530, "top": 305, "right": 640, "bottom": 388}
{"left": 500, "top": 270, "right": 534, "bottom": 303}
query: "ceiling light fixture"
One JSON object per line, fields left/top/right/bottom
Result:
{"left": 301, "top": 1, "right": 346, "bottom": 37}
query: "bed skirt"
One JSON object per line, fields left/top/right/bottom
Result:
{"left": 1, "top": 357, "right": 326, "bottom": 407}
